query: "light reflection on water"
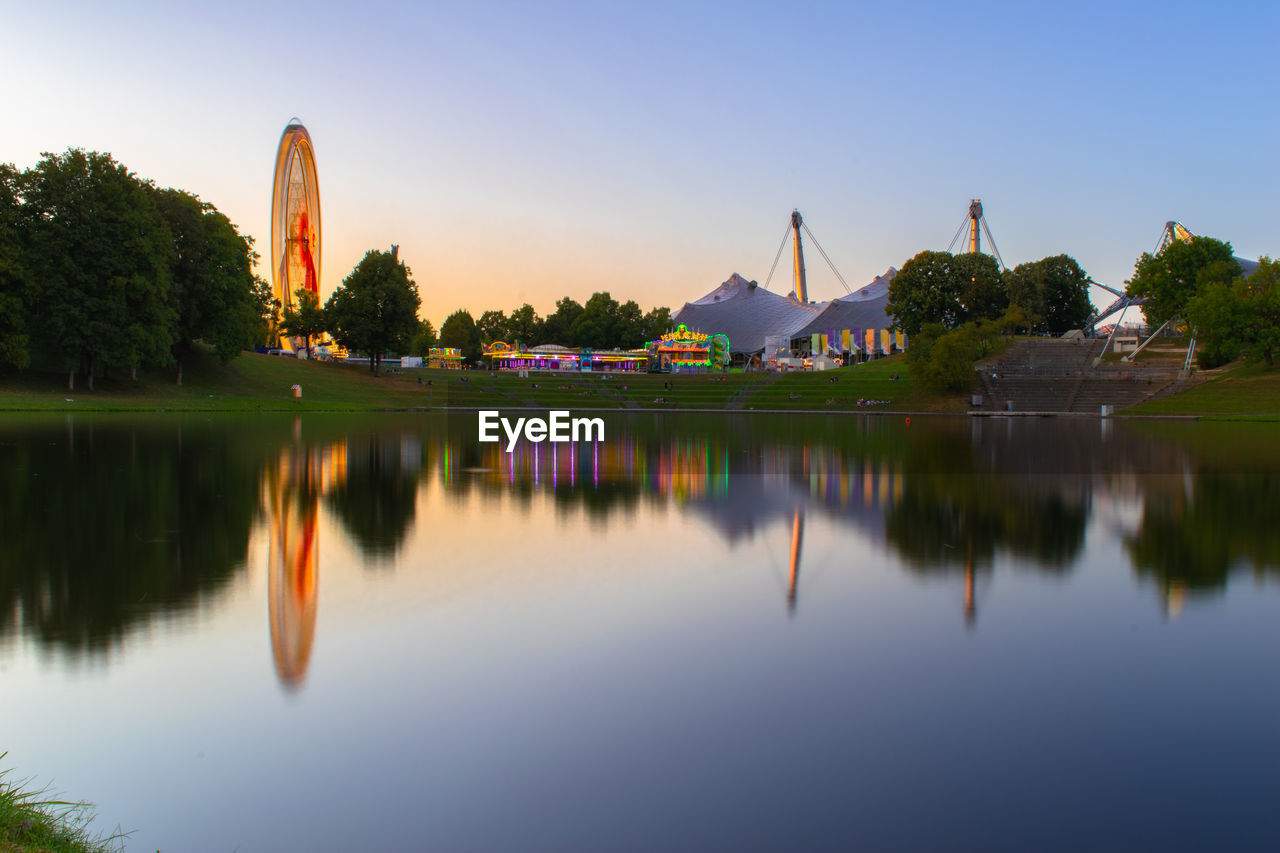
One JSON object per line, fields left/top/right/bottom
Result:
{"left": 1, "top": 413, "right": 1279, "bottom": 851}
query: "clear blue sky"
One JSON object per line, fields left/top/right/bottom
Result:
{"left": 2, "top": 0, "right": 1276, "bottom": 325}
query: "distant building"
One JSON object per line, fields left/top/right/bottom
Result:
{"left": 483, "top": 341, "right": 647, "bottom": 372}
{"left": 672, "top": 269, "right": 903, "bottom": 367}
{"left": 428, "top": 347, "right": 462, "bottom": 369}
{"left": 646, "top": 324, "right": 729, "bottom": 373}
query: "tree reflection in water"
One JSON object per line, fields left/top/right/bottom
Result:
{"left": 0, "top": 418, "right": 269, "bottom": 652}
{"left": 1127, "top": 473, "right": 1280, "bottom": 614}
{"left": 1, "top": 415, "right": 1278, "bottom": 666}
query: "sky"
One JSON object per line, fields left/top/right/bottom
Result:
{"left": 2, "top": 0, "right": 1277, "bottom": 326}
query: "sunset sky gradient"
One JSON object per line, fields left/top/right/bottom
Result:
{"left": 3, "top": 0, "right": 1276, "bottom": 325}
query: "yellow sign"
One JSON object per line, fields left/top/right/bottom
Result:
{"left": 660, "top": 324, "right": 708, "bottom": 343}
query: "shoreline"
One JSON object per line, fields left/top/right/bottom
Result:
{"left": 0, "top": 403, "right": 1248, "bottom": 420}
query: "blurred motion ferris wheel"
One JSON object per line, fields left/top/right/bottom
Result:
{"left": 270, "top": 119, "right": 321, "bottom": 316}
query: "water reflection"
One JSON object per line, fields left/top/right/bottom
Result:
{"left": 0, "top": 418, "right": 268, "bottom": 653}
{"left": 1127, "top": 471, "right": 1280, "bottom": 614}
{"left": 267, "top": 428, "right": 346, "bottom": 688}
{"left": 1, "top": 415, "right": 1278, "bottom": 670}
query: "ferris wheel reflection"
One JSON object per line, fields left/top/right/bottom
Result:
{"left": 267, "top": 428, "right": 346, "bottom": 690}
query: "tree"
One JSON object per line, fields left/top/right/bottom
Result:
{"left": 1187, "top": 257, "right": 1280, "bottom": 368}
{"left": 1126, "top": 236, "right": 1240, "bottom": 328}
{"left": 0, "top": 163, "right": 29, "bottom": 369}
{"left": 150, "top": 187, "right": 260, "bottom": 383}
{"left": 640, "top": 306, "right": 673, "bottom": 343}
{"left": 476, "top": 309, "right": 509, "bottom": 343}
{"left": 438, "top": 309, "right": 483, "bottom": 365}
{"left": 570, "top": 291, "right": 622, "bottom": 349}
{"left": 21, "top": 150, "right": 176, "bottom": 390}
{"left": 249, "top": 274, "right": 275, "bottom": 347}
{"left": 1004, "top": 254, "right": 1093, "bottom": 336}
{"left": 887, "top": 250, "right": 1005, "bottom": 337}
{"left": 907, "top": 318, "right": 1006, "bottom": 392}
{"left": 506, "top": 303, "right": 542, "bottom": 346}
{"left": 409, "top": 319, "right": 437, "bottom": 356}
{"left": 280, "top": 287, "right": 327, "bottom": 356}
{"left": 325, "top": 249, "right": 421, "bottom": 375}
{"left": 616, "top": 299, "right": 645, "bottom": 349}
{"left": 953, "top": 252, "right": 1007, "bottom": 323}
{"left": 542, "top": 296, "right": 583, "bottom": 345}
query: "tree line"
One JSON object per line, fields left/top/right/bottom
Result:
{"left": 891, "top": 234, "right": 1280, "bottom": 391}
{"left": 0, "top": 149, "right": 271, "bottom": 389}
{"left": 887, "top": 250, "right": 1093, "bottom": 340}
{"left": 887, "top": 249, "right": 1094, "bottom": 391}
{"left": 1126, "top": 236, "right": 1279, "bottom": 368}
{"left": 429, "top": 294, "right": 673, "bottom": 366}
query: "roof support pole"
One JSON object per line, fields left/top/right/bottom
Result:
{"left": 968, "top": 199, "right": 982, "bottom": 255}
{"left": 791, "top": 210, "right": 809, "bottom": 303}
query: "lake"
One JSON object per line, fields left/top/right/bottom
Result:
{"left": 2, "top": 413, "right": 1278, "bottom": 851}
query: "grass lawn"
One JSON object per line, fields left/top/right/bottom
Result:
{"left": 739, "top": 356, "right": 967, "bottom": 413}
{"left": 0, "top": 350, "right": 967, "bottom": 413}
{"left": 0, "top": 349, "right": 446, "bottom": 411}
{"left": 1127, "top": 362, "right": 1280, "bottom": 418}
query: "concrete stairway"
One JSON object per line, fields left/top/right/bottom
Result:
{"left": 974, "top": 339, "right": 1179, "bottom": 413}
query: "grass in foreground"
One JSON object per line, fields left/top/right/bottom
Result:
{"left": 0, "top": 762, "right": 120, "bottom": 853}
{"left": 1126, "top": 362, "right": 1280, "bottom": 418}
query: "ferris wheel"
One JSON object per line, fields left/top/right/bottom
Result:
{"left": 270, "top": 119, "right": 321, "bottom": 316}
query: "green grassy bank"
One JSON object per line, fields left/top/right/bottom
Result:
{"left": 1127, "top": 362, "right": 1280, "bottom": 419}
{"left": 7, "top": 348, "right": 1276, "bottom": 417}
{"left": 0, "top": 764, "right": 118, "bottom": 853}
{"left": 0, "top": 350, "right": 964, "bottom": 413}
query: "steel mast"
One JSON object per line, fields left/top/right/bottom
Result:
{"left": 791, "top": 209, "right": 809, "bottom": 303}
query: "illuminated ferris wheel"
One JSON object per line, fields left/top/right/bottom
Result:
{"left": 270, "top": 119, "right": 321, "bottom": 316}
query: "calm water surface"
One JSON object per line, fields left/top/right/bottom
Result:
{"left": 2, "top": 413, "right": 1279, "bottom": 851}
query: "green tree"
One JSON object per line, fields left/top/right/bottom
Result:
{"left": 409, "top": 318, "right": 437, "bottom": 356}
{"left": 1004, "top": 254, "right": 1092, "bottom": 336}
{"left": 953, "top": 252, "right": 1007, "bottom": 323}
{"left": 542, "top": 296, "right": 584, "bottom": 344}
{"left": 151, "top": 187, "right": 260, "bottom": 383}
{"left": 887, "top": 250, "right": 1005, "bottom": 337}
{"left": 1187, "top": 257, "right": 1280, "bottom": 368}
{"left": 280, "top": 287, "right": 328, "bottom": 356}
{"left": 249, "top": 274, "right": 275, "bottom": 347}
{"left": 616, "top": 299, "right": 645, "bottom": 349}
{"left": 438, "top": 309, "right": 483, "bottom": 365}
{"left": 907, "top": 318, "right": 1006, "bottom": 392}
{"left": 325, "top": 248, "right": 421, "bottom": 375}
{"left": 506, "top": 303, "right": 542, "bottom": 346}
{"left": 0, "top": 163, "right": 29, "bottom": 369}
{"left": 1125, "top": 236, "right": 1240, "bottom": 328}
{"left": 21, "top": 149, "right": 176, "bottom": 389}
{"left": 640, "top": 306, "right": 673, "bottom": 343}
{"left": 570, "top": 291, "right": 621, "bottom": 349}
{"left": 476, "top": 309, "right": 509, "bottom": 343}
{"left": 1185, "top": 279, "right": 1244, "bottom": 368}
